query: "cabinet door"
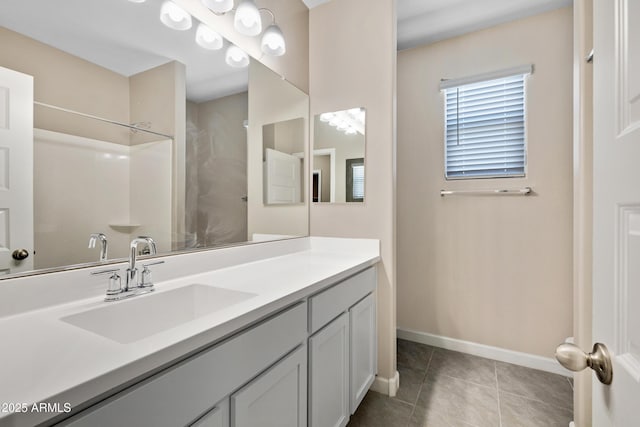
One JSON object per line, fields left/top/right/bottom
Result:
{"left": 190, "top": 398, "right": 228, "bottom": 427}
{"left": 231, "top": 345, "right": 307, "bottom": 427}
{"left": 309, "top": 312, "right": 349, "bottom": 427}
{"left": 349, "top": 293, "right": 376, "bottom": 414}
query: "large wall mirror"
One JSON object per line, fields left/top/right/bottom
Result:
{"left": 312, "top": 108, "right": 366, "bottom": 203}
{"left": 0, "top": 0, "right": 309, "bottom": 278}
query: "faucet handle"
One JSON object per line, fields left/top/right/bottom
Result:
{"left": 91, "top": 268, "right": 122, "bottom": 296}
{"left": 140, "top": 261, "right": 164, "bottom": 288}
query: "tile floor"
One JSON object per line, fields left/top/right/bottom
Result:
{"left": 347, "top": 339, "right": 573, "bottom": 427}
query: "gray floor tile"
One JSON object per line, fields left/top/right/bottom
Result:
{"left": 415, "top": 374, "right": 500, "bottom": 427}
{"left": 427, "top": 348, "right": 497, "bottom": 387}
{"left": 347, "top": 391, "right": 413, "bottom": 427}
{"left": 496, "top": 362, "right": 573, "bottom": 410}
{"left": 397, "top": 339, "right": 434, "bottom": 371}
{"left": 395, "top": 365, "right": 426, "bottom": 405}
{"left": 499, "top": 392, "right": 573, "bottom": 427}
{"left": 408, "top": 406, "right": 478, "bottom": 427}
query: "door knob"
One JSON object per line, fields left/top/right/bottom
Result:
{"left": 11, "top": 249, "right": 29, "bottom": 261}
{"left": 555, "top": 342, "right": 613, "bottom": 385}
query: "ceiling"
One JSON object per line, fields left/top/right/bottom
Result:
{"left": 0, "top": 0, "right": 572, "bottom": 103}
{"left": 303, "top": 0, "right": 572, "bottom": 50}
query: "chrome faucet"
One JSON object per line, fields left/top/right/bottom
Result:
{"left": 88, "top": 233, "right": 108, "bottom": 261}
{"left": 126, "top": 236, "right": 157, "bottom": 291}
{"left": 91, "top": 236, "right": 164, "bottom": 302}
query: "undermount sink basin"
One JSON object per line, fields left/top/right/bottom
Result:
{"left": 61, "top": 284, "right": 257, "bottom": 344}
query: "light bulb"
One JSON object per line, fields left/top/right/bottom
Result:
{"left": 160, "top": 1, "right": 192, "bottom": 31}
{"left": 234, "top": 0, "right": 262, "bottom": 36}
{"left": 261, "top": 24, "right": 286, "bottom": 56}
{"left": 225, "top": 45, "right": 249, "bottom": 68}
{"left": 201, "top": 0, "right": 233, "bottom": 14}
{"left": 337, "top": 120, "right": 349, "bottom": 131}
{"left": 329, "top": 117, "right": 340, "bottom": 127}
{"left": 345, "top": 127, "right": 357, "bottom": 135}
{"left": 319, "top": 113, "right": 333, "bottom": 122}
{"left": 196, "top": 23, "right": 223, "bottom": 50}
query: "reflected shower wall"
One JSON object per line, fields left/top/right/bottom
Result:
{"left": 186, "top": 91, "right": 248, "bottom": 248}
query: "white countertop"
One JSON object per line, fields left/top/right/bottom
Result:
{"left": 0, "top": 237, "right": 379, "bottom": 427}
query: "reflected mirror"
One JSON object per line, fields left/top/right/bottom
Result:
{"left": 0, "top": 0, "right": 308, "bottom": 278}
{"left": 263, "top": 118, "right": 305, "bottom": 205}
{"left": 313, "top": 108, "right": 366, "bottom": 203}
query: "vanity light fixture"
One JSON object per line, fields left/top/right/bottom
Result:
{"left": 225, "top": 44, "right": 250, "bottom": 68}
{"left": 196, "top": 23, "right": 224, "bottom": 50}
{"left": 160, "top": 1, "right": 192, "bottom": 31}
{"left": 201, "top": 0, "right": 234, "bottom": 14}
{"left": 319, "top": 112, "right": 334, "bottom": 122}
{"left": 234, "top": 0, "right": 262, "bottom": 36}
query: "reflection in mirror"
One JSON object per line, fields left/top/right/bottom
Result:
{"left": 262, "top": 118, "right": 305, "bottom": 205}
{"left": 313, "top": 108, "right": 366, "bottom": 203}
{"left": 0, "top": 0, "right": 308, "bottom": 278}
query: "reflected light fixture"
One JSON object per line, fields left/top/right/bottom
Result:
{"left": 226, "top": 45, "right": 250, "bottom": 68}
{"left": 128, "top": 0, "right": 147, "bottom": 3}
{"left": 160, "top": 1, "right": 192, "bottom": 30}
{"left": 234, "top": 0, "right": 262, "bottom": 36}
{"left": 201, "top": 0, "right": 234, "bottom": 14}
{"left": 261, "top": 24, "right": 286, "bottom": 56}
{"left": 196, "top": 23, "right": 223, "bottom": 50}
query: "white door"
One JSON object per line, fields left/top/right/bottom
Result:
{"left": 592, "top": 0, "right": 640, "bottom": 424}
{"left": 264, "top": 148, "right": 301, "bottom": 204}
{"left": 0, "top": 67, "right": 33, "bottom": 274}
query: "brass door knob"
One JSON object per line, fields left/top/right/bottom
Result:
{"left": 11, "top": 249, "right": 29, "bottom": 261}
{"left": 555, "top": 342, "right": 613, "bottom": 385}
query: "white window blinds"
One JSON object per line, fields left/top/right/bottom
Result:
{"left": 352, "top": 164, "right": 364, "bottom": 199}
{"left": 444, "top": 71, "right": 528, "bottom": 179}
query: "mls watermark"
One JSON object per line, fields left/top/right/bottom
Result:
{"left": 1, "top": 402, "right": 72, "bottom": 414}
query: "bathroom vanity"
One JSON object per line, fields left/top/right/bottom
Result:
{"left": 0, "top": 237, "right": 379, "bottom": 427}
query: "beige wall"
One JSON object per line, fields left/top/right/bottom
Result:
{"left": 176, "top": 0, "right": 309, "bottom": 93}
{"left": 397, "top": 8, "right": 573, "bottom": 358}
{"left": 247, "top": 60, "right": 309, "bottom": 238}
{"left": 0, "top": 27, "right": 130, "bottom": 144}
{"left": 309, "top": 0, "right": 397, "bottom": 386}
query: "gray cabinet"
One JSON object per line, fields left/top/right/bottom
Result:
{"left": 308, "top": 267, "right": 377, "bottom": 426}
{"left": 231, "top": 345, "right": 307, "bottom": 427}
{"left": 191, "top": 399, "right": 228, "bottom": 427}
{"left": 349, "top": 293, "right": 376, "bottom": 413}
{"left": 309, "top": 313, "right": 350, "bottom": 427}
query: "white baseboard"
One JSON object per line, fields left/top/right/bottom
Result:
{"left": 397, "top": 328, "right": 571, "bottom": 377}
{"left": 370, "top": 370, "right": 400, "bottom": 397}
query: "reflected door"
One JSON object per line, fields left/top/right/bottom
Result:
{"left": 0, "top": 67, "right": 33, "bottom": 274}
{"left": 264, "top": 148, "right": 301, "bottom": 204}
{"left": 593, "top": 0, "right": 640, "bottom": 424}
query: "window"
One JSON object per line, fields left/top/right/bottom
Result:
{"left": 442, "top": 66, "right": 531, "bottom": 179}
{"left": 346, "top": 158, "right": 364, "bottom": 202}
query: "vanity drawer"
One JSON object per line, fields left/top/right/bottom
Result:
{"left": 308, "top": 267, "right": 376, "bottom": 334}
{"left": 61, "top": 302, "right": 307, "bottom": 427}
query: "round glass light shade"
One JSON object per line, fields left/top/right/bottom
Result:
{"left": 160, "top": 1, "right": 192, "bottom": 31}
{"left": 225, "top": 45, "right": 250, "bottom": 68}
{"left": 261, "top": 24, "right": 286, "bottom": 56}
{"left": 196, "top": 24, "right": 223, "bottom": 50}
{"left": 201, "top": 0, "right": 233, "bottom": 14}
{"left": 234, "top": 0, "right": 262, "bottom": 36}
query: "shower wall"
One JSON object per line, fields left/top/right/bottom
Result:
{"left": 186, "top": 92, "right": 248, "bottom": 248}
